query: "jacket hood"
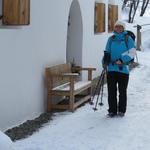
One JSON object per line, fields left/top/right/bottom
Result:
{"left": 113, "top": 31, "right": 128, "bottom": 40}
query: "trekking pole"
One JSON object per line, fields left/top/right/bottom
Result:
{"left": 99, "top": 70, "right": 106, "bottom": 106}
{"left": 89, "top": 69, "right": 105, "bottom": 105}
{"left": 93, "top": 69, "right": 106, "bottom": 111}
{"left": 135, "top": 52, "right": 139, "bottom": 63}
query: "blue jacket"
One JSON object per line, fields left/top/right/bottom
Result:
{"left": 104, "top": 31, "right": 136, "bottom": 74}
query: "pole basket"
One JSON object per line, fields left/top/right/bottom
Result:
{"left": 99, "top": 102, "right": 104, "bottom": 106}
{"left": 89, "top": 101, "right": 94, "bottom": 105}
{"left": 93, "top": 107, "right": 98, "bottom": 111}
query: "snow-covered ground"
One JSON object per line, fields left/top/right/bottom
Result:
{"left": 0, "top": 131, "right": 16, "bottom": 150}
{"left": 2, "top": 8, "right": 150, "bottom": 150}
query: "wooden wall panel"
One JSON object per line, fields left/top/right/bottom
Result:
{"left": 3, "top": 0, "right": 30, "bottom": 25}
{"left": 94, "top": 3, "right": 105, "bottom": 33}
{"left": 108, "top": 4, "right": 118, "bottom": 32}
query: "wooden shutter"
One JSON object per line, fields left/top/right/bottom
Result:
{"left": 94, "top": 3, "right": 105, "bottom": 33}
{"left": 108, "top": 4, "right": 118, "bottom": 32}
{"left": 3, "top": 0, "right": 30, "bottom": 25}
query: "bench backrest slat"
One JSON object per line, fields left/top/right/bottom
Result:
{"left": 45, "top": 63, "right": 72, "bottom": 88}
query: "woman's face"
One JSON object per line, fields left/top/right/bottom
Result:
{"left": 114, "top": 25, "right": 124, "bottom": 33}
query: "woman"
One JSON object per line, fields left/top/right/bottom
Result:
{"left": 103, "top": 20, "right": 136, "bottom": 117}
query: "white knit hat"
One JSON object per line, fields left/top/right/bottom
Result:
{"left": 114, "top": 20, "right": 125, "bottom": 29}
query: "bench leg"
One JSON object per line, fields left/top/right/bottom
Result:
{"left": 88, "top": 87, "right": 92, "bottom": 102}
{"left": 69, "top": 77, "right": 75, "bottom": 112}
{"left": 69, "top": 94, "right": 75, "bottom": 112}
{"left": 47, "top": 92, "right": 52, "bottom": 112}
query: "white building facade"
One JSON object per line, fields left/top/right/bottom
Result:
{"left": 0, "top": 0, "right": 122, "bottom": 131}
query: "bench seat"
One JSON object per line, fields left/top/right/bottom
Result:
{"left": 52, "top": 81, "right": 91, "bottom": 91}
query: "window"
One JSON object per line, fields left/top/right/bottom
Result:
{"left": 94, "top": 3, "right": 105, "bottom": 33}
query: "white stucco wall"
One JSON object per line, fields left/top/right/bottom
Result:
{"left": 0, "top": 0, "right": 121, "bottom": 131}
{"left": 0, "top": 0, "right": 71, "bottom": 131}
{"left": 80, "top": 0, "right": 109, "bottom": 80}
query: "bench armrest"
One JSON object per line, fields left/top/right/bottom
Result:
{"left": 62, "top": 73, "right": 79, "bottom": 77}
{"left": 72, "top": 66, "right": 96, "bottom": 80}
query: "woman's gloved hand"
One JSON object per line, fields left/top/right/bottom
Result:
{"left": 115, "top": 59, "right": 123, "bottom": 70}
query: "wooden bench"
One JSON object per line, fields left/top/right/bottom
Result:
{"left": 45, "top": 63, "right": 96, "bottom": 111}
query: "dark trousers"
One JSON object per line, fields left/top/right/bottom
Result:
{"left": 107, "top": 71, "right": 129, "bottom": 114}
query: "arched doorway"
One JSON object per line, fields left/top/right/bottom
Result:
{"left": 66, "top": 0, "right": 83, "bottom": 67}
